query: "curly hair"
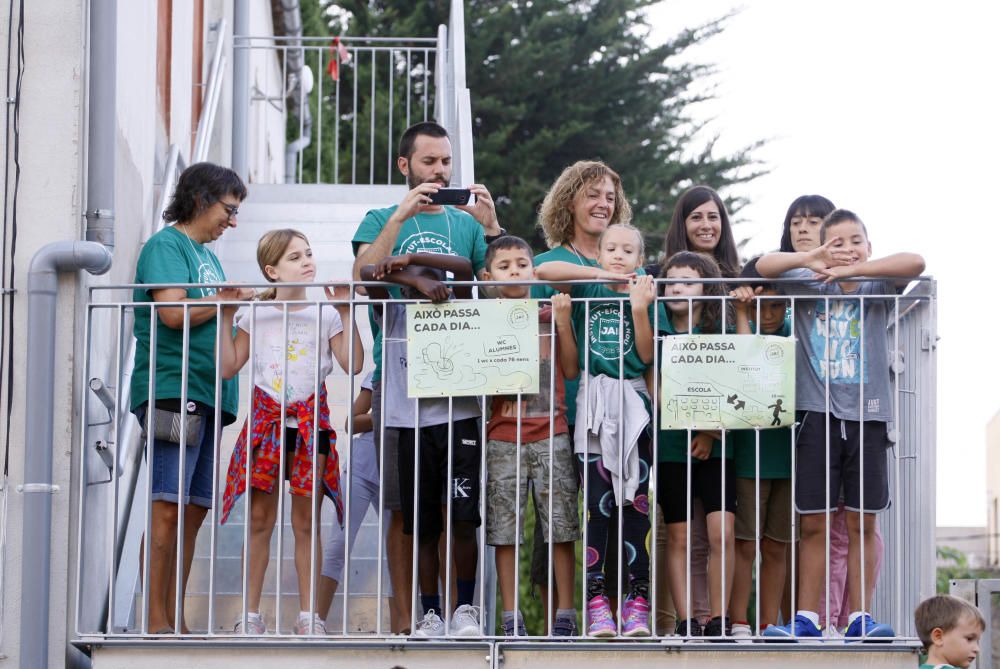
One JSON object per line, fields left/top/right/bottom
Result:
{"left": 537, "top": 161, "right": 632, "bottom": 249}
{"left": 162, "top": 162, "right": 247, "bottom": 224}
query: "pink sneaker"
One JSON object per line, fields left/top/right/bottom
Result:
{"left": 586, "top": 595, "right": 616, "bottom": 637}
{"left": 622, "top": 596, "right": 651, "bottom": 637}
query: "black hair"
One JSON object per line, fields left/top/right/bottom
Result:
{"left": 663, "top": 186, "right": 740, "bottom": 277}
{"left": 398, "top": 121, "right": 449, "bottom": 161}
{"left": 162, "top": 162, "right": 247, "bottom": 224}
{"left": 485, "top": 235, "right": 533, "bottom": 270}
{"left": 820, "top": 208, "right": 869, "bottom": 242}
{"left": 778, "top": 194, "right": 836, "bottom": 252}
{"left": 660, "top": 251, "right": 726, "bottom": 333}
{"left": 739, "top": 257, "right": 778, "bottom": 292}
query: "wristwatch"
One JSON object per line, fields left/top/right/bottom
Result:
{"left": 485, "top": 227, "right": 508, "bottom": 244}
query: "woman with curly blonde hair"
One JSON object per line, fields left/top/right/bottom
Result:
{"left": 537, "top": 160, "right": 632, "bottom": 254}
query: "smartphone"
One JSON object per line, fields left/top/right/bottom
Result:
{"left": 429, "top": 188, "right": 475, "bottom": 206}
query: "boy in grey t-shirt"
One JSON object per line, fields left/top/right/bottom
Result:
{"left": 755, "top": 209, "right": 924, "bottom": 641}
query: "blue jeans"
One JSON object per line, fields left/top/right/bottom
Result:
{"left": 137, "top": 404, "right": 217, "bottom": 509}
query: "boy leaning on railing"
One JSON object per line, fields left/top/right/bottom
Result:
{"left": 757, "top": 209, "right": 925, "bottom": 640}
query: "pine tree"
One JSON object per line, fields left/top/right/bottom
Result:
{"left": 298, "top": 0, "right": 762, "bottom": 252}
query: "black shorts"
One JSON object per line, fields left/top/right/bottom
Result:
{"left": 657, "top": 459, "right": 736, "bottom": 524}
{"left": 282, "top": 427, "right": 330, "bottom": 480}
{"left": 793, "top": 411, "right": 890, "bottom": 514}
{"left": 397, "top": 418, "right": 482, "bottom": 539}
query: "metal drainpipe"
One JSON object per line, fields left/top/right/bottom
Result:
{"left": 20, "top": 242, "right": 112, "bottom": 669}
{"left": 84, "top": 0, "right": 116, "bottom": 250}
{"left": 280, "top": 0, "right": 310, "bottom": 184}
{"left": 232, "top": 0, "right": 250, "bottom": 179}
{"left": 21, "top": 0, "right": 117, "bottom": 664}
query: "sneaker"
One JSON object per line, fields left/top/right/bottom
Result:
{"left": 823, "top": 624, "right": 844, "bottom": 640}
{"left": 586, "top": 595, "right": 617, "bottom": 637}
{"left": 552, "top": 614, "right": 578, "bottom": 638}
{"left": 413, "top": 609, "right": 446, "bottom": 638}
{"left": 761, "top": 614, "right": 822, "bottom": 641}
{"left": 704, "top": 615, "right": 732, "bottom": 641}
{"left": 450, "top": 604, "right": 482, "bottom": 636}
{"left": 293, "top": 613, "right": 327, "bottom": 635}
{"left": 621, "top": 596, "right": 651, "bottom": 637}
{"left": 501, "top": 612, "right": 527, "bottom": 637}
{"left": 844, "top": 613, "right": 894, "bottom": 641}
{"left": 731, "top": 622, "right": 753, "bottom": 642}
{"left": 675, "top": 617, "right": 703, "bottom": 638}
{"left": 233, "top": 615, "right": 266, "bottom": 635}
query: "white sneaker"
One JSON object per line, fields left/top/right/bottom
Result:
{"left": 413, "top": 610, "right": 446, "bottom": 637}
{"left": 294, "top": 613, "right": 327, "bottom": 635}
{"left": 233, "top": 614, "right": 267, "bottom": 635}
{"left": 732, "top": 622, "right": 753, "bottom": 642}
{"left": 823, "top": 624, "right": 845, "bottom": 641}
{"left": 450, "top": 604, "right": 481, "bottom": 636}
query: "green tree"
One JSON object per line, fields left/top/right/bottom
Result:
{"left": 297, "top": 0, "right": 762, "bottom": 251}
{"left": 937, "top": 545, "right": 995, "bottom": 594}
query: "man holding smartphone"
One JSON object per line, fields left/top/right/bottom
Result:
{"left": 351, "top": 121, "right": 504, "bottom": 637}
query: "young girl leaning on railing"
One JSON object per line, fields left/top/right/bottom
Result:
{"left": 217, "top": 228, "right": 363, "bottom": 636}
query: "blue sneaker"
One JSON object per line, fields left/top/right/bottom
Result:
{"left": 844, "top": 614, "right": 894, "bottom": 641}
{"left": 761, "top": 614, "right": 822, "bottom": 641}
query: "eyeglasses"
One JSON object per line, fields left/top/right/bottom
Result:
{"left": 220, "top": 201, "right": 240, "bottom": 222}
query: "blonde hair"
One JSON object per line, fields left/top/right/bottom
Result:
{"left": 537, "top": 161, "right": 632, "bottom": 248}
{"left": 598, "top": 222, "right": 645, "bottom": 262}
{"left": 256, "top": 228, "right": 309, "bottom": 301}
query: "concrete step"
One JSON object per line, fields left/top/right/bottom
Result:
{"left": 133, "top": 591, "right": 391, "bottom": 635}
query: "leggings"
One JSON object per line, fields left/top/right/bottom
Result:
{"left": 578, "top": 431, "right": 652, "bottom": 591}
{"left": 321, "top": 472, "right": 381, "bottom": 583}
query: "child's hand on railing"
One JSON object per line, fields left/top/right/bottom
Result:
{"left": 628, "top": 275, "right": 655, "bottom": 309}
{"left": 551, "top": 292, "right": 572, "bottom": 322}
{"left": 324, "top": 282, "right": 353, "bottom": 308}
{"left": 729, "top": 285, "right": 761, "bottom": 314}
{"left": 411, "top": 276, "right": 451, "bottom": 304}
{"left": 373, "top": 254, "right": 411, "bottom": 279}
{"left": 217, "top": 285, "right": 255, "bottom": 311}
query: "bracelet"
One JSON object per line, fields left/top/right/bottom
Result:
{"left": 484, "top": 228, "right": 508, "bottom": 244}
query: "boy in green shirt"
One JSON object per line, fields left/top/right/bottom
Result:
{"left": 915, "top": 594, "right": 985, "bottom": 668}
{"left": 729, "top": 281, "right": 793, "bottom": 639}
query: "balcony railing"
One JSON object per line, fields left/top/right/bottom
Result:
{"left": 73, "top": 278, "right": 936, "bottom": 647}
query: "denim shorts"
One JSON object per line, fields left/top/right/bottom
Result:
{"left": 136, "top": 404, "right": 217, "bottom": 509}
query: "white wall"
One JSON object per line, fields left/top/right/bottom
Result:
{"left": 247, "top": 1, "right": 286, "bottom": 184}
{"left": 0, "top": 0, "right": 285, "bottom": 662}
{"left": 0, "top": 0, "right": 87, "bottom": 664}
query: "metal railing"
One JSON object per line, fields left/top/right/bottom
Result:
{"left": 237, "top": 35, "right": 441, "bottom": 185}
{"left": 73, "top": 278, "right": 935, "bottom": 647}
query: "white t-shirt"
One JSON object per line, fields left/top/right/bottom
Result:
{"left": 237, "top": 303, "right": 344, "bottom": 425}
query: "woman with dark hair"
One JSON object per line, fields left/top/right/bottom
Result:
{"left": 657, "top": 186, "right": 741, "bottom": 278}
{"left": 130, "top": 162, "right": 253, "bottom": 634}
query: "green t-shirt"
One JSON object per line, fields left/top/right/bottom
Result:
{"left": 352, "top": 205, "right": 488, "bottom": 380}
{"left": 656, "top": 318, "right": 730, "bottom": 462}
{"left": 129, "top": 226, "right": 238, "bottom": 424}
{"left": 531, "top": 246, "right": 599, "bottom": 425}
{"left": 733, "top": 316, "right": 793, "bottom": 477}
{"left": 570, "top": 282, "right": 665, "bottom": 381}
{"left": 919, "top": 665, "right": 959, "bottom": 669}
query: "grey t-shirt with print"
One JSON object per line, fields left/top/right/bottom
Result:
{"left": 379, "top": 303, "right": 481, "bottom": 428}
{"left": 782, "top": 268, "right": 899, "bottom": 423}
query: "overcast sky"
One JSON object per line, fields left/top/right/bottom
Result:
{"left": 645, "top": 0, "right": 1000, "bottom": 527}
